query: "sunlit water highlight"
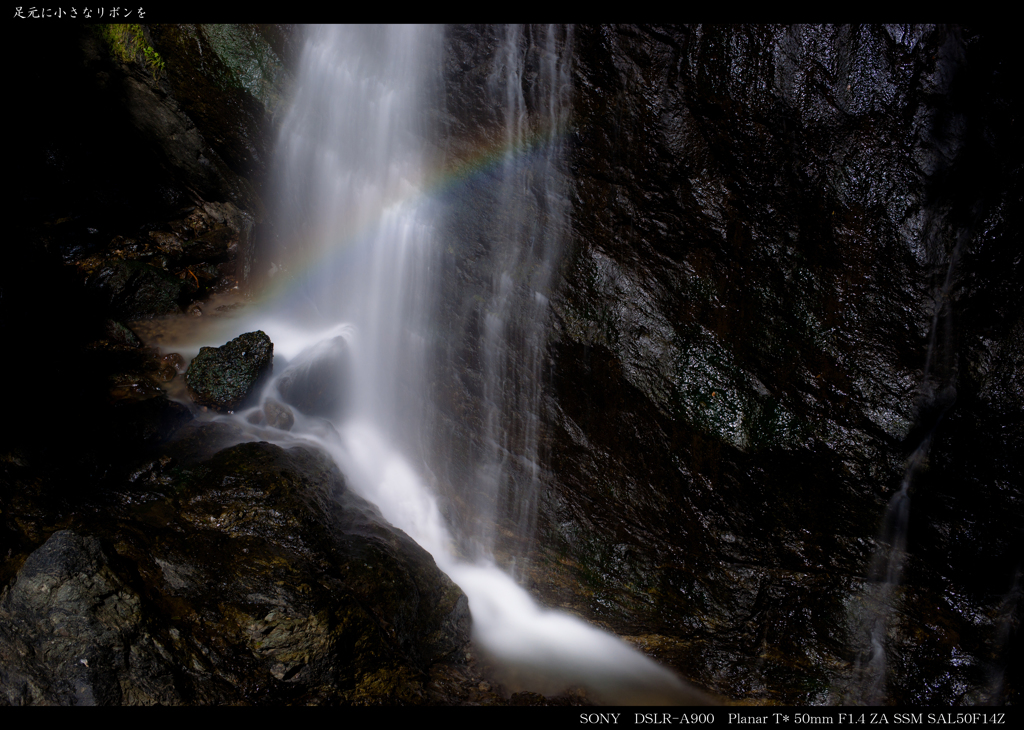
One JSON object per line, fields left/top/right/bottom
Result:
{"left": 165, "top": 25, "right": 706, "bottom": 704}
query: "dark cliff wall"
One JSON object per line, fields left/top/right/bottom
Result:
{"left": 8, "top": 22, "right": 297, "bottom": 463}
{"left": 433, "top": 24, "right": 1021, "bottom": 704}
{"left": 541, "top": 25, "right": 1021, "bottom": 703}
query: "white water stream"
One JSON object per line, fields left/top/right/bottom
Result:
{"left": 179, "top": 25, "right": 704, "bottom": 704}
{"left": 848, "top": 228, "right": 965, "bottom": 705}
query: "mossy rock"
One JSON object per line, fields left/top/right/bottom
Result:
{"left": 185, "top": 331, "right": 273, "bottom": 412}
{"left": 0, "top": 441, "right": 472, "bottom": 704}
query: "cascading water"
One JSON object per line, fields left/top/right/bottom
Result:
{"left": 460, "top": 24, "right": 572, "bottom": 573}
{"left": 264, "top": 24, "right": 441, "bottom": 446}
{"left": 202, "top": 24, "right": 705, "bottom": 704}
{"left": 847, "top": 232, "right": 965, "bottom": 705}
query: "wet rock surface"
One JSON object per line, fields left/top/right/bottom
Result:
{"left": 87, "top": 258, "right": 189, "bottom": 320}
{"left": 0, "top": 438, "right": 474, "bottom": 705}
{"left": 0, "top": 530, "right": 159, "bottom": 705}
{"left": 539, "top": 25, "right": 1022, "bottom": 704}
{"left": 434, "top": 24, "right": 1022, "bottom": 704}
{"left": 275, "top": 336, "right": 351, "bottom": 418}
{"left": 185, "top": 330, "right": 274, "bottom": 412}
{"left": 263, "top": 398, "right": 297, "bottom": 431}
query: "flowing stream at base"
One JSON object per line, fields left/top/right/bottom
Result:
{"left": 183, "top": 24, "right": 703, "bottom": 704}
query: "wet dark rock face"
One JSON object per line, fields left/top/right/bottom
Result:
{"left": 11, "top": 24, "right": 281, "bottom": 304}
{"left": 275, "top": 336, "right": 352, "bottom": 418}
{"left": 185, "top": 330, "right": 274, "bottom": 412}
{"left": 434, "top": 25, "right": 1021, "bottom": 704}
{"left": 0, "top": 439, "right": 471, "bottom": 705}
{"left": 0, "top": 530, "right": 157, "bottom": 705}
{"left": 536, "top": 25, "right": 1022, "bottom": 703}
{"left": 87, "top": 258, "right": 190, "bottom": 319}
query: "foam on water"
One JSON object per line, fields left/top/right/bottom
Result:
{"left": 242, "top": 414, "right": 706, "bottom": 705}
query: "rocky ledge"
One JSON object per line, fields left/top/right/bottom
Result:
{"left": 0, "top": 432, "right": 472, "bottom": 705}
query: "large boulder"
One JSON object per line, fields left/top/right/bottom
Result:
{"left": 185, "top": 331, "right": 273, "bottom": 412}
{"left": 0, "top": 439, "right": 471, "bottom": 705}
{"left": 275, "top": 336, "right": 350, "bottom": 418}
{"left": 0, "top": 530, "right": 175, "bottom": 705}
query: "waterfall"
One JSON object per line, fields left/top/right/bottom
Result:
{"left": 217, "top": 24, "right": 706, "bottom": 705}
{"left": 847, "top": 230, "right": 965, "bottom": 705}
{"left": 460, "top": 24, "right": 572, "bottom": 572}
{"left": 265, "top": 24, "right": 440, "bottom": 446}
